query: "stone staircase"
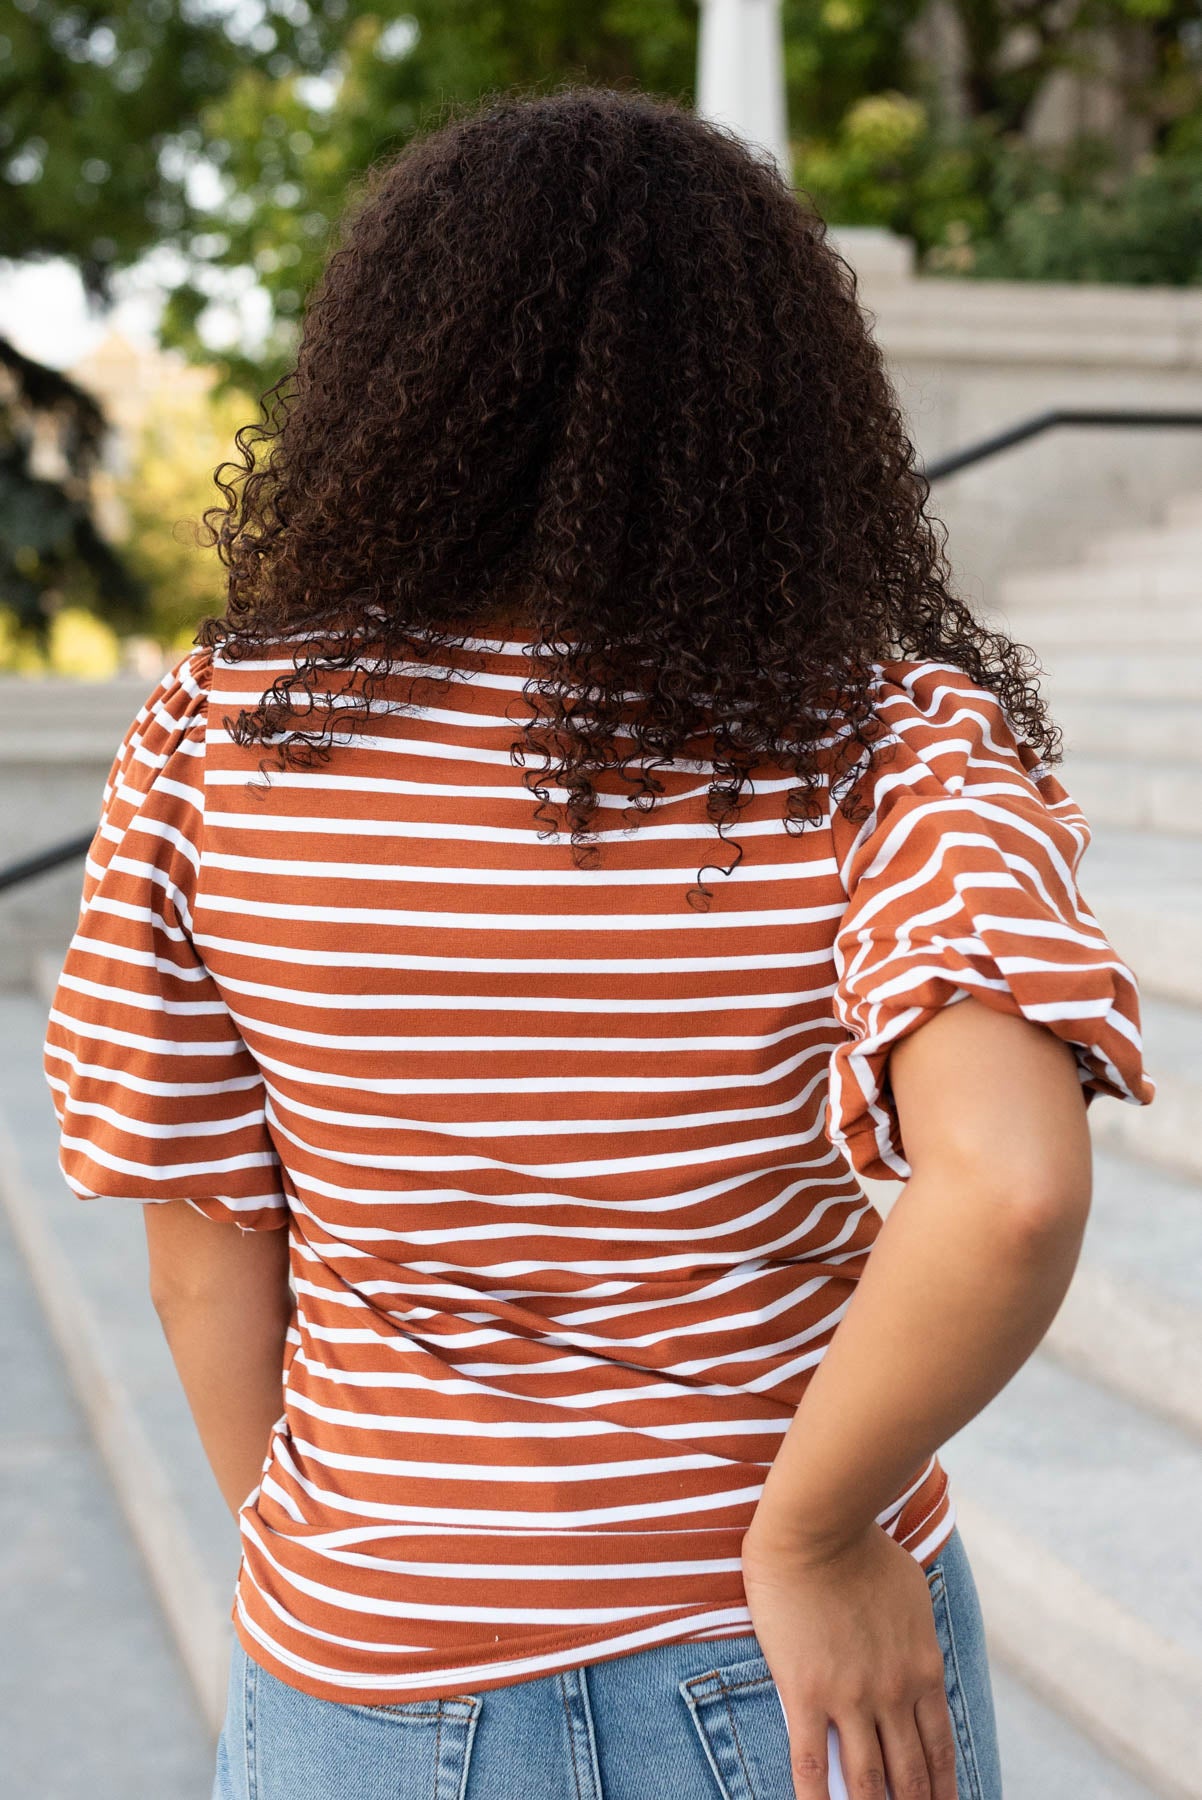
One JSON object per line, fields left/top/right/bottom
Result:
{"left": 936, "top": 487, "right": 1202, "bottom": 1798}
{"left": 1, "top": 500, "right": 1200, "bottom": 1796}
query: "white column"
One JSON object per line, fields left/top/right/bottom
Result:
{"left": 696, "top": 0, "right": 791, "bottom": 184}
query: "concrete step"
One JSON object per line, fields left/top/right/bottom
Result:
{"left": 999, "top": 563, "right": 1199, "bottom": 609}
{"left": 1069, "top": 827, "right": 1202, "bottom": 1009}
{"left": 1048, "top": 697, "right": 1202, "bottom": 762}
{"left": 947, "top": 1347, "right": 1202, "bottom": 1800}
{"left": 1165, "top": 494, "right": 1202, "bottom": 529}
{"left": 1028, "top": 648, "right": 1202, "bottom": 701}
{"left": 0, "top": 674, "right": 161, "bottom": 766}
{"left": 987, "top": 604, "right": 1202, "bottom": 649}
{"left": 875, "top": 1131, "right": 1202, "bottom": 1457}
{"left": 1055, "top": 754, "right": 1202, "bottom": 839}
{"left": 1044, "top": 1147, "right": 1202, "bottom": 1445}
{"left": 1082, "top": 1147, "right": 1202, "bottom": 1320}
{"left": 0, "top": 986, "right": 240, "bottom": 1737}
{"left": 989, "top": 1661, "right": 1163, "bottom": 1800}
{"left": 5, "top": 978, "right": 1198, "bottom": 1798}
{"left": 1085, "top": 990, "right": 1202, "bottom": 1184}
{"left": 1086, "top": 523, "right": 1202, "bottom": 567}
{"left": 0, "top": 1152, "right": 214, "bottom": 1798}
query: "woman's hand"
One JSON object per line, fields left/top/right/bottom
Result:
{"left": 741, "top": 1517, "right": 957, "bottom": 1800}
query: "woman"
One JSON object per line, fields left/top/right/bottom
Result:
{"left": 43, "top": 84, "right": 1154, "bottom": 1800}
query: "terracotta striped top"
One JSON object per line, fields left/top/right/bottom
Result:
{"left": 42, "top": 633, "right": 1156, "bottom": 1705}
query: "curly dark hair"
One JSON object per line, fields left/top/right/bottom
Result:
{"left": 195, "top": 81, "right": 1059, "bottom": 908}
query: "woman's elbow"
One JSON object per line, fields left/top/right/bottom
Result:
{"left": 1002, "top": 1164, "right": 1093, "bottom": 1247}
{"left": 930, "top": 1137, "right": 1094, "bottom": 1247}
{"left": 147, "top": 1260, "right": 221, "bottom": 1317}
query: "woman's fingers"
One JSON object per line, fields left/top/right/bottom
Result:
{"left": 782, "top": 1703, "right": 835, "bottom": 1798}
{"left": 913, "top": 1685, "right": 960, "bottom": 1800}
{"left": 833, "top": 1711, "right": 892, "bottom": 1799}
{"left": 783, "top": 1692, "right": 957, "bottom": 1800}
{"left": 875, "top": 1703, "right": 934, "bottom": 1799}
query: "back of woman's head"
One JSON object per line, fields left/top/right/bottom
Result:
{"left": 198, "top": 82, "right": 1056, "bottom": 901}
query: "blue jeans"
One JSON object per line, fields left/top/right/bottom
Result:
{"left": 212, "top": 1524, "right": 1003, "bottom": 1800}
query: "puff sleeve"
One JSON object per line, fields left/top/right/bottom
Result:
{"left": 42, "top": 647, "right": 289, "bottom": 1231}
{"left": 825, "top": 658, "right": 1157, "bottom": 1183}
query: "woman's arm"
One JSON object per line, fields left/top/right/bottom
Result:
{"left": 752, "top": 994, "right": 1093, "bottom": 1554}
{"left": 742, "top": 996, "right": 1094, "bottom": 1800}
{"left": 144, "top": 1202, "right": 294, "bottom": 1517}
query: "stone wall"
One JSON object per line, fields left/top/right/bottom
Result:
{"left": 0, "top": 677, "right": 153, "bottom": 986}
{"left": 847, "top": 254, "right": 1202, "bottom": 610}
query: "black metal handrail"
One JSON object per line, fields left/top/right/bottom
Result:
{"left": 4, "top": 406, "right": 1202, "bottom": 897}
{"left": 0, "top": 829, "right": 96, "bottom": 894}
{"left": 922, "top": 408, "right": 1202, "bottom": 482}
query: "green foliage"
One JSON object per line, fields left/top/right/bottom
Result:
{"left": 953, "top": 145, "right": 1202, "bottom": 284}
{"left": 7, "top": 0, "right": 1200, "bottom": 384}
{"left": 117, "top": 378, "right": 262, "bottom": 647}
{"left": 160, "top": 2, "right": 700, "bottom": 394}
{"left": 796, "top": 109, "right": 1202, "bottom": 287}
{"left": 0, "top": 0, "right": 294, "bottom": 637}
{"left": 0, "top": 0, "right": 296, "bottom": 298}
{"left": 790, "top": 0, "right": 1202, "bottom": 284}
{"left": 2, "top": 0, "right": 1201, "bottom": 649}
{"left": 0, "top": 338, "right": 148, "bottom": 637}
{"left": 781, "top": 0, "right": 928, "bottom": 141}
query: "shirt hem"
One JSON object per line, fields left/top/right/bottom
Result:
{"left": 227, "top": 1478, "right": 958, "bottom": 1709}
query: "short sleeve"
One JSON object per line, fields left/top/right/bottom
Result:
{"left": 825, "top": 658, "right": 1157, "bottom": 1183}
{"left": 42, "top": 646, "right": 289, "bottom": 1232}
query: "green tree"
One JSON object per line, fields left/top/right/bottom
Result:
{"left": 0, "top": 0, "right": 305, "bottom": 641}
{"left": 4, "top": 0, "right": 1200, "bottom": 647}
{"left": 158, "top": 2, "right": 700, "bottom": 394}
{"left": 0, "top": 335, "right": 143, "bottom": 637}
{"left": 118, "top": 375, "right": 264, "bottom": 651}
{"left": 1, "top": 0, "right": 701, "bottom": 636}
{"left": 790, "top": 0, "right": 1202, "bottom": 266}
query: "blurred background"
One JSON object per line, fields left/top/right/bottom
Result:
{"left": 1, "top": 4, "right": 1200, "bottom": 1797}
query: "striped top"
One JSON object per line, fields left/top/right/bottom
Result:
{"left": 43, "top": 633, "right": 1156, "bottom": 1705}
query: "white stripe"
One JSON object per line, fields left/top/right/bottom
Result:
{"left": 191, "top": 925, "right": 833, "bottom": 974}
{"left": 202, "top": 849, "right": 845, "bottom": 888}
{"left": 230, "top": 1017, "right": 839, "bottom": 1058}
{"left": 206, "top": 763, "right": 814, "bottom": 808}
{"left": 288, "top": 1432, "right": 756, "bottom": 1485}
{"left": 279, "top": 1156, "right": 850, "bottom": 1225}
{"left": 264, "top": 1104, "right": 827, "bottom": 1179}
{"left": 287, "top": 1345, "right": 783, "bottom": 1407}
{"left": 258, "top": 1439, "right": 769, "bottom": 1528}
{"left": 281, "top": 1388, "right": 791, "bottom": 1444}
{"left": 203, "top": 804, "right": 824, "bottom": 846}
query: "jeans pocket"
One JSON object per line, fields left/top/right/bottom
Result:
{"left": 242, "top": 1645, "right": 482, "bottom": 1800}
{"left": 678, "top": 1651, "right": 794, "bottom": 1800}
{"left": 677, "top": 1564, "right": 996, "bottom": 1800}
